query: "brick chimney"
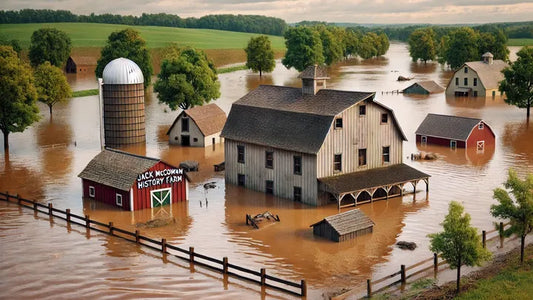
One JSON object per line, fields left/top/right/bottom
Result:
{"left": 298, "top": 65, "right": 329, "bottom": 95}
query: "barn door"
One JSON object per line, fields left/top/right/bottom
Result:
{"left": 151, "top": 188, "right": 172, "bottom": 208}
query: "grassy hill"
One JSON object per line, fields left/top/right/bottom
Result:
{"left": 0, "top": 22, "right": 286, "bottom": 50}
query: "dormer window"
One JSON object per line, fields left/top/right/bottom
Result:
{"left": 334, "top": 118, "right": 343, "bottom": 129}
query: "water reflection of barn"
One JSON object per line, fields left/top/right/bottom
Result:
{"left": 222, "top": 65, "right": 429, "bottom": 208}
{"left": 78, "top": 149, "right": 189, "bottom": 211}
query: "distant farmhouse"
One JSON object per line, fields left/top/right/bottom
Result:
{"left": 222, "top": 65, "right": 429, "bottom": 207}
{"left": 66, "top": 55, "right": 97, "bottom": 73}
{"left": 167, "top": 103, "right": 226, "bottom": 147}
{"left": 416, "top": 113, "right": 495, "bottom": 150}
{"left": 402, "top": 80, "right": 444, "bottom": 95}
{"left": 445, "top": 52, "right": 508, "bottom": 97}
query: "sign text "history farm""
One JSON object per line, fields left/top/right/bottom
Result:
{"left": 136, "top": 168, "right": 184, "bottom": 189}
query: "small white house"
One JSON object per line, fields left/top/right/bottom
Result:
{"left": 167, "top": 103, "right": 227, "bottom": 147}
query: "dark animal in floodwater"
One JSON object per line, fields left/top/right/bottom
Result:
{"left": 397, "top": 241, "right": 417, "bottom": 250}
{"left": 203, "top": 182, "right": 216, "bottom": 189}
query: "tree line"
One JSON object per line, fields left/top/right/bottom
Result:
{"left": 0, "top": 9, "right": 287, "bottom": 36}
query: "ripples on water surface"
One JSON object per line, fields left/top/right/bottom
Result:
{"left": 1, "top": 43, "right": 532, "bottom": 298}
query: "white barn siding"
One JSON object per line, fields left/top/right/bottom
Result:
{"left": 224, "top": 139, "right": 318, "bottom": 205}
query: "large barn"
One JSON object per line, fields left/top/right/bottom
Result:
{"left": 415, "top": 113, "right": 495, "bottom": 150}
{"left": 78, "top": 149, "right": 189, "bottom": 211}
{"left": 222, "top": 65, "right": 429, "bottom": 207}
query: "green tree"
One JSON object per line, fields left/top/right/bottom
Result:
{"left": 376, "top": 33, "right": 390, "bottom": 57}
{"left": 282, "top": 26, "right": 324, "bottom": 72}
{"left": 0, "top": 39, "right": 21, "bottom": 56}
{"left": 408, "top": 28, "right": 437, "bottom": 63}
{"left": 34, "top": 61, "right": 72, "bottom": 117}
{"left": 244, "top": 35, "right": 275, "bottom": 76}
{"left": 28, "top": 28, "right": 72, "bottom": 67}
{"left": 491, "top": 169, "right": 533, "bottom": 264}
{"left": 499, "top": 47, "right": 533, "bottom": 119}
{"left": 0, "top": 46, "right": 40, "bottom": 150}
{"left": 358, "top": 33, "right": 378, "bottom": 59}
{"left": 441, "top": 27, "right": 480, "bottom": 69}
{"left": 317, "top": 26, "right": 343, "bottom": 66}
{"left": 428, "top": 201, "right": 491, "bottom": 294}
{"left": 96, "top": 28, "right": 153, "bottom": 88}
{"left": 154, "top": 46, "right": 220, "bottom": 110}
{"left": 478, "top": 29, "right": 509, "bottom": 61}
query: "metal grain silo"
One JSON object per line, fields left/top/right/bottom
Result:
{"left": 100, "top": 58, "right": 146, "bottom": 147}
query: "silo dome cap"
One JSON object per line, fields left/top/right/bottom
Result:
{"left": 102, "top": 57, "right": 144, "bottom": 84}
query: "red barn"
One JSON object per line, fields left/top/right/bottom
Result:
{"left": 415, "top": 114, "right": 495, "bottom": 150}
{"left": 78, "top": 149, "right": 189, "bottom": 211}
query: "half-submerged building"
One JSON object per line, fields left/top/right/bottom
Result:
{"left": 167, "top": 103, "right": 226, "bottom": 147}
{"left": 222, "top": 65, "right": 429, "bottom": 207}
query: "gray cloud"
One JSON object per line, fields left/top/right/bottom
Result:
{"left": 1, "top": 0, "right": 532, "bottom": 24}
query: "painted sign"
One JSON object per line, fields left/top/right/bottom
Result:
{"left": 137, "top": 168, "right": 184, "bottom": 189}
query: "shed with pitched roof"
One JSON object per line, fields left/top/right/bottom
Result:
{"left": 66, "top": 55, "right": 97, "bottom": 73}
{"left": 402, "top": 80, "right": 444, "bottom": 94}
{"left": 415, "top": 113, "right": 495, "bottom": 149}
{"left": 310, "top": 209, "right": 374, "bottom": 242}
{"left": 167, "top": 103, "right": 227, "bottom": 147}
{"left": 78, "top": 149, "right": 189, "bottom": 211}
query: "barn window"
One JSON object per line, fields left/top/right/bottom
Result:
{"left": 421, "top": 136, "right": 427, "bottom": 144}
{"left": 358, "top": 149, "right": 367, "bottom": 166}
{"left": 238, "top": 174, "right": 245, "bottom": 186}
{"left": 464, "top": 67, "right": 468, "bottom": 73}
{"left": 382, "top": 146, "right": 390, "bottom": 163}
{"left": 473, "top": 91, "right": 478, "bottom": 97}
{"left": 89, "top": 186, "right": 95, "bottom": 198}
{"left": 265, "top": 180, "right": 273, "bottom": 194}
{"left": 478, "top": 123, "right": 484, "bottom": 130}
{"left": 193, "top": 138, "right": 198, "bottom": 142}
{"left": 359, "top": 105, "right": 366, "bottom": 116}
{"left": 293, "top": 155, "right": 302, "bottom": 175}
{"left": 116, "top": 194, "right": 123, "bottom": 207}
{"left": 294, "top": 186, "right": 302, "bottom": 202}
{"left": 381, "top": 113, "right": 388, "bottom": 123}
{"left": 334, "top": 118, "right": 343, "bottom": 129}
{"left": 477, "top": 141, "right": 485, "bottom": 151}
{"left": 464, "top": 78, "right": 468, "bottom": 86}
{"left": 237, "top": 145, "right": 245, "bottom": 163}
{"left": 265, "top": 151, "right": 274, "bottom": 169}
{"left": 181, "top": 118, "right": 189, "bottom": 132}
{"left": 473, "top": 78, "right": 477, "bottom": 86}
{"left": 450, "top": 140, "right": 457, "bottom": 149}
{"left": 334, "top": 154, "right": 342, "bottom": 172}
{"left": 455, "top": 77, "right": 459, "bottom": 86}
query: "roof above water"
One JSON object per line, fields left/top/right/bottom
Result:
{"left": 102, "top": 57, "right": 144, "bottom": 85}
{"left": 415, "top": 113, "right": 485, "bottom": 141}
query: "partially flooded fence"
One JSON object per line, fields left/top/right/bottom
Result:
{"left": 0, "top": 191, "right": 307, "bottom": 297}
{"left": 366, "top": 221, "right": 510, "bottom": 298}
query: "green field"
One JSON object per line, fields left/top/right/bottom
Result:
{"left": 0, "top": 23, "right": 286, "bottom": 50}
{"left": 508, "top": 38, "right": 533, "bottom": 46}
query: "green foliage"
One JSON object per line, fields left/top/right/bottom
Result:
{"left": 408, "top": 28, "right": 437, "bottom": 62}
{"left": 154, "top": 46, "right": 220, "bottom": 110}
{"left": 491, "top": 169, "right": 533, "bottom": 262}
{"left": 282, "top": 26, "right": 324, "bottom": 72}
{"left": 478, "top": 29, "right": 509, "bottom": 61}
{"left": 96, "top": 28, "right": 153, "bottom": 88}
{"left": 34, "top": 61, "right": 72, "bottom": 116}
{"left": 499, "top": 47, "right": 533, "bottom": 118}
{"left": 28, "top": 27, "right": 71, "bottom": 67}
{"left": 429, "top": 201, "right": 491, "bottom": 293}
{"left": 0, "top": 39, "right": 21, "bottom": 55}
{"left": 317, "top": 26, "right": 344, "bottom": 65}
{"left": 441, "top": 27, "right": 481, "bottom": 69}
{"left": 0, "top": 46, "right": 40, "bottom": 150}
{"left": 245, "top": 35, "right": 275, "bottom": 76}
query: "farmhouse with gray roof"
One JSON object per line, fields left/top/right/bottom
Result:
{"left": 221, "top": 65, "right": 429, "bottom": 207}
{"left": 415, "top": 113, "right": 495, "bottom": 150}
{"left": 445, "top": 52, "right": 508, "bottom": 97}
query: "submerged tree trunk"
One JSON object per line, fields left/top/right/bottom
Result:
{"left": 49, "top": 104, "right": 53, "bottom": 117}
{"left": 2, "top": 130, "right": 8, "bottom": 151}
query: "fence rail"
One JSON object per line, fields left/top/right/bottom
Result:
{"left": 0, "top": 191, "right": 306, "bottom": 297}
{"left": 365, "top": 221, "right": 510, "bottom": 298}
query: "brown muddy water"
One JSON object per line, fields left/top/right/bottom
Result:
{"left": 1, "top": 43, "right": 532, "bottom": 299}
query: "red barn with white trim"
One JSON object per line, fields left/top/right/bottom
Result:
{"left": 78, "top": 149, "right": 189, "bottom": 211}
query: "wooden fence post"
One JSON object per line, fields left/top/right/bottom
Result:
{"left": 223, "top": 257, "right": 228, "bottom": 274}
{"left": 16, "top": 194, "right": 20, "bottom": 204}
{"left": 401, "top": 265, "right": 406, "bottom": 284}
{"left": 33, "top": 201, "right": 37, "bottom": 211}
{"left": 66, "top": 209, "right": 71, "bottom": 223}
{"left": 260, "top": 268, "right": 266, "bottom": 286}
{"left": 189, "top": 247, "right": 195, "bottom": 263}
{"left": 85, "top": 215, "right": 90, "bottom": 228}
{"left": 367, "top": 279, "right": 372, "bottom": 298}
{"left": 482, "top": 230, "right": 486, "bottom": 248}
{"left": 48, "top": 203, "right": 53, "bottom": 216}
{"left": 162, "top": 238, "right": 167, "bottom": 253}
{"left": 301, "top": 280, "right": 307, "bottom": 297}
{"left": 135, "top": 230, "right": 140, "bottom": 243}
{"left": 5, "top": 191, "right": 9, "bottom": 201}
{"left": 109, "top": 222, "right": 114, "bottom": 235}
{"left": 433, "top": 253, "right": 438, "bottom": 275}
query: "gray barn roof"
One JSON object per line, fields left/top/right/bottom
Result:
{"left": 415, "top": 113, "right": 482, "bottom": 141}
{"left": 403, "top": 80, "right": 444, "bottom": 94}
{"left": 310, "top": 209, "right": 374, "bottom": 236}
{"left": 78, "top": 149, "right": 160, "bottom": 191}
{"left": 221, "top": 85, "right": 406, "bottom": 154}
{"left": 464, "top": 60, "right": 508, "bottom": 90}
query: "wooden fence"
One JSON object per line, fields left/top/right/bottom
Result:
{"left": 0, "top": 191, "right": 306, "bottom": 297}
{"left": 365, "top": 221, "right": 510, "bottom": 298}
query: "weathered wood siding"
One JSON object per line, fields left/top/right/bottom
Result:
{"left": 224, "top": 139, "right": 319, "bottom": 205}
{"left": 312, "top": 221, "right": 373, "bottom": 242}
{"left": 316, "top": 101, "right": 403, "bottom": 178}
{"left": 169, "top": 114, "right": 205, "bottom": 147}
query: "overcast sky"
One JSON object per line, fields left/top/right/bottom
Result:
{"left": 3, "top": 1, "right": 533, "bottom": 24}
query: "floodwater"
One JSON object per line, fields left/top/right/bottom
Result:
{"left": 1, "top": 43, "right": 532, "bottom": 299}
